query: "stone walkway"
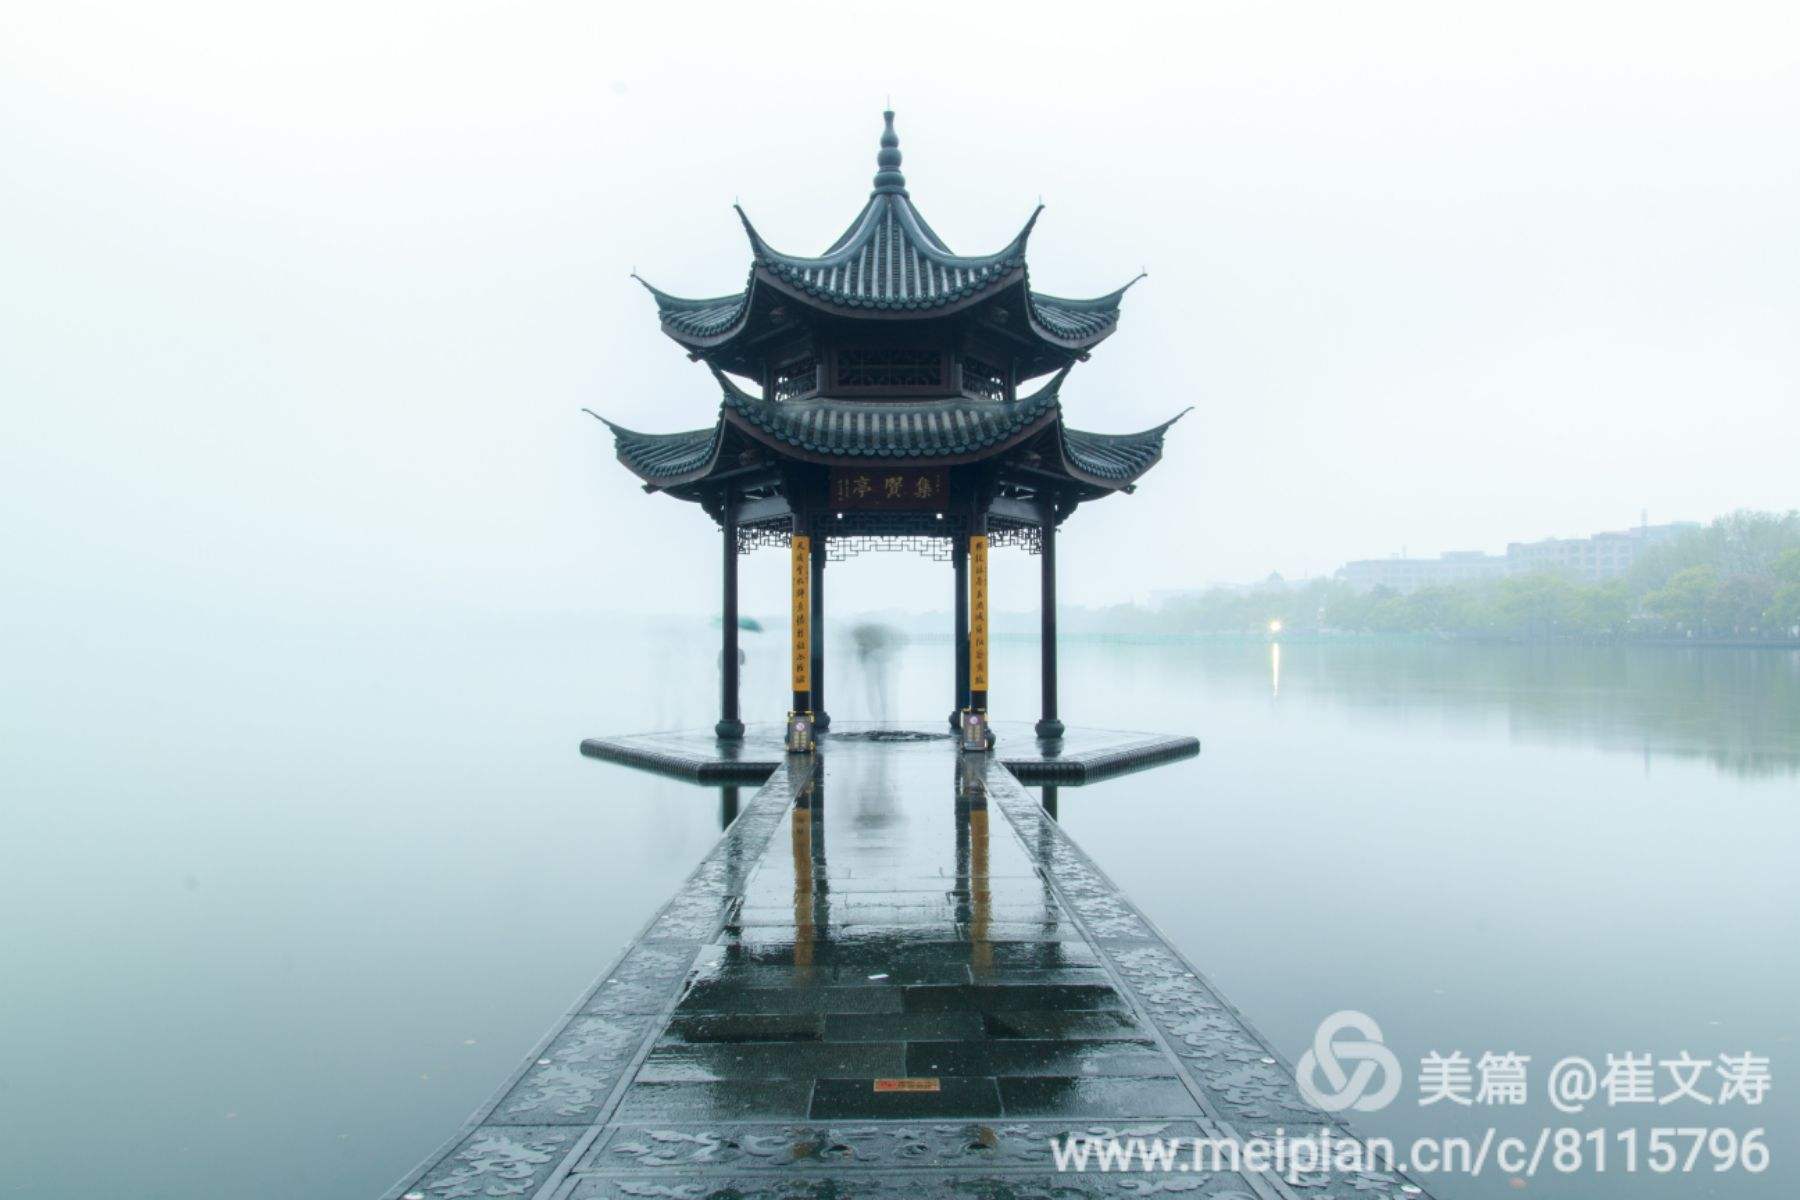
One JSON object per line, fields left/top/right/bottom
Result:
{"left": 384, "top": 735, "right": 1434, "bottom": 1200}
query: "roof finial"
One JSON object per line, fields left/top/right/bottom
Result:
{"left": 872, "top": 109, "right": 907, "bottom": 196}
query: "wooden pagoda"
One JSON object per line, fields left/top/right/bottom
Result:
{"left": 594, "top": 111, "right": 1183, "bottom": 750}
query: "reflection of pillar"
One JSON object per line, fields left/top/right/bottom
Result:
{"left": 717, "top": 495, "right": 743, "bottom": 740}
{"left": 956, "top": 767, "right": 992, "bottom": 974}
{"left": 811, "top": 536, "right": 829, "bottom": 730}
{"left": 790, "top": 533, "right": 812, "bottom": 717}
{"left": 969, "top": 800, "right": 989, "bottom": 971}
{"left": 1035, "top": 510, "right": 1064, "bottom": 740}
{"left": 968, "top": 531, "right": 989, "bottom": 714}
{"left": 720, "top": 785, "right": 740, "bottom": 830}
{"left": 1041, "top": 785, "right": 1058, "bottom": 821}
{"left": 950, "top": 538, "right": 969, "bottom": 730}
{"left": 791, "top": 777, "right": 820, "bottom": 972}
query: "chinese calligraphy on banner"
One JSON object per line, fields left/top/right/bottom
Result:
{"left": 969, "top": 534, "right": 989, "bottom": 693}
{"left": 790, "top": 535, "right": 811, "bottom": 694}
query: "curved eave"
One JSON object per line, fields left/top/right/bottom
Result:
{"left": 1055, "top": 407, "right": 1191, "bottom": 492}
{"left": 633, "top": 273, "right": 755, "bottom": 350}
{"left": 584, "top": 409, "right": 727, "bottom": 491}
{"left": 737, "top": 198, "right": 1040, "bottom": 318}
{"left": 715, "top": 366, "right": 1070, "bottom": 468}
{"left": 741, "top": 197, "right": 1035, "bottom": 273}
{"left": 1024, "top": 272, "right": 1145, "bottom": 350}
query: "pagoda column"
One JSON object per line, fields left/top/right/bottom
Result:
{"left": 949, "top": 537, "right": 969, "bottom": 731}
{"left": 1035, "top": 503, "right": 1065, "bottom": 740}
{"left": 717, "top": 493, "right": 744, "bottom": 741}
{"left": 811, "top": 534, "right": 829, "bottom": 730}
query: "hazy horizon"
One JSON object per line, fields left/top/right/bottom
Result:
{"left": 5, "top": 1, "right": 1798, "bottom": 628}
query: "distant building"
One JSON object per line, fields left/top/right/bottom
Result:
{"left": 1338, "top": 521, "right": 1701, "bottom": 593}
{"left": 1504, "top": 522, "right": 1698, "bottom": 582}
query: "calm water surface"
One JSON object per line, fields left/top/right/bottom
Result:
{"left": 2, "top": 622, "right": 1796, "bottom": 1198}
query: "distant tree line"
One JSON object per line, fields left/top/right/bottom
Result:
{"left": 1097, "top": 511, "right": 1800, "bottom": 642}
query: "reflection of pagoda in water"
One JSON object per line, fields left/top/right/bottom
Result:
{"left": 594, "top": 112, "right": 1185, "bottom": 749}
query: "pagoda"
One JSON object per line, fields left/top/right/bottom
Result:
{"left": 594, "top": 111, "right": 1184, "bottom": 752}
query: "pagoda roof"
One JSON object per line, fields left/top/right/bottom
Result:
{"left": 635, "top": 112, "right": 1140, "bottom": 374}
{"left": 588, "top": 371, "right": 1184, "bottom": 497}
{"left": 1059, "top": 414, "right": 1189, "bottom": 485}
{"left": 717, "top": 367, "right": 1066, "bottom": 465}
{"left": 589, "top": 418, "right": 722, "bottom": 484}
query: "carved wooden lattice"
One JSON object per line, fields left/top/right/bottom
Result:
{"left": 734, "top": 520, "right": 792, "bottom": 554}
{"left": 828, "top": 534, "right": 954, "bottom": 562}
{"left": 736, "top": 513, "right": 1039, "bottom": 558}
{"left": 771, "top": 357, "right": 818, "bottom": 401}
{"left": 834, "top": 348, "right": 942, "bottom": 389}
{"left": 960, "top": 356, "right": 1007, "bottom": 402}
{"left": 987, "top": 520, "right": 1043, "bottom": 555}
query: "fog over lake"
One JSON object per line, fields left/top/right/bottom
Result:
{"left": 4, "top": 620, "right": 1796, "bottom": 1197}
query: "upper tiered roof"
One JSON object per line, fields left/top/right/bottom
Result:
{"left": 600, "top": 111, "right": 1186, "bottom": 511}
{"left": 635, "top": 111, "right": 1142, "bottom": 383}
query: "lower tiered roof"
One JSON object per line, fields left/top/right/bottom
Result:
{"left": 590, "top": 371, "right": 1184, "bottom": 505}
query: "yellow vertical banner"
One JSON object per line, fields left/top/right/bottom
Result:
{"left": 790, "top": 534, "right": 812, "bottom": 694}
{"left": 968, "top": 533, "right": 988, "bottom": 694}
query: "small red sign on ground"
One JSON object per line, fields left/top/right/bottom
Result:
{"left": 872, "top": 1077, "right": 941, "bottom": 1093}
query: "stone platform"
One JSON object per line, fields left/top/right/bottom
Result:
{"left": 579, "top": 721, "right": 1200, "bottom": 786}
{"left": 384, "top": 735, "right": 1432, "bottom": 1200}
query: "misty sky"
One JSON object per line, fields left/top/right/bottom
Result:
{"left": 4, "top": 1, "right": 1797, "bottom": 624}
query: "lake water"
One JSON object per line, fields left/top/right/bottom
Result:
{"left": 3, "top": 620, "right": 1796, "bottom": 1198}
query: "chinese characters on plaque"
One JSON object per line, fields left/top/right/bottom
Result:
{"left": 827, "top": 468, "right": 948, "bottom": 511}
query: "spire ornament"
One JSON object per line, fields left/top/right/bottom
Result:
{"left": 872, "top": 109, "right": 907, "bottom": 195}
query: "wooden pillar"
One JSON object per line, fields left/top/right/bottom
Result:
{"left": 950, "top": 537, "right": 969, "bottom": 731}
{"left": 1035, "top": 508, "right": 1064, "bottom": 740}
{"left": 811, "top": 535, "right": 828, "bottom": 730}
{"left": 716, "top": 495, "right": 744, "bottom": 741}
{"left": 790, "top": 532, "right": 812, "bottom": 717}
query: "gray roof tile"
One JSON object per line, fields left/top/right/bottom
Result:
{"left": 716, "top": 368, "right": 1065, "bottom": 460}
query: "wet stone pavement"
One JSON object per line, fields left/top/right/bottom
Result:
{"left": 386, "top": 736, "right": 1434, "bottom": 1200}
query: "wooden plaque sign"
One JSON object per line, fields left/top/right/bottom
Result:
{"left": 828, "top": 468, "right": 948, "bottom": 510}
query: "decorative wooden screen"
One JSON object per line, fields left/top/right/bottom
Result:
{"left": 771, "top": 356, "right": 818, "bottom": 401}
{"left": 832, "top": 348, "right": 945, "bottom": 392}
{"left": 960, "top": 357, "right": 1007, "bottom": 402}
